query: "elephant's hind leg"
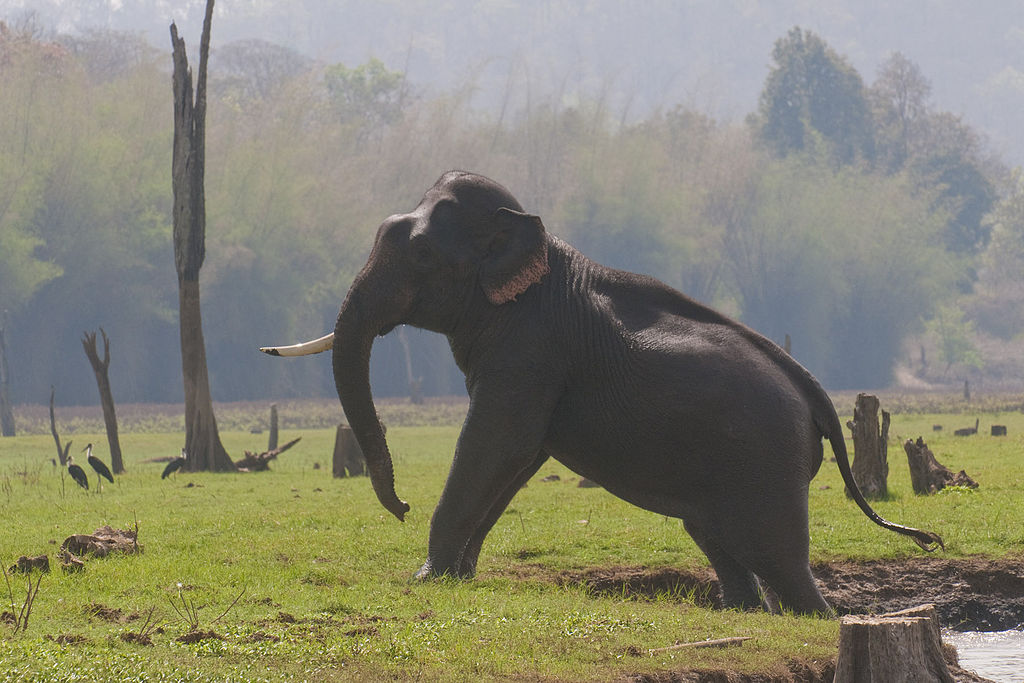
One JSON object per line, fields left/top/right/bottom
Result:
{"left": 683, "top": 520, "right": 763, "bottom": 610}
{"left": 751, "top": 561, "right": 831, "bottom": 616}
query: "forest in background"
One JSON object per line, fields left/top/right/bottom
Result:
{"left": 1, "top": 14, "right": 1023, "bottom": 408}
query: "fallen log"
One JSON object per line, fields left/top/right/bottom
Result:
{"left": 953, "top": 418, "right": 978, "bottom": 437}
{"left": 61, "top": 526, "right": 141, "bottom": 558}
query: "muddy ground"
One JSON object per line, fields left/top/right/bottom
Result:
{"left": 497, "top": 556, "right": 1023, "bottom": 682}
{"left": 541, "top": 556, "right": 1024, "bottom": 632}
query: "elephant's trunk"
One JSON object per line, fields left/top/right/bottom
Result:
{"left": 332, "top": 277, "right": 411, "bottom": 522}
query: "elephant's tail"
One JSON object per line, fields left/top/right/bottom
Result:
{"left": 820, "top": 408, "right": 944, "bottom": 552}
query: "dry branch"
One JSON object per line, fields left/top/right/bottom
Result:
{"left": 649, "top": 636, "right": 753, "bottom": 653}
{"left": 235, "top": 437, "right": 301, "bottom": 472}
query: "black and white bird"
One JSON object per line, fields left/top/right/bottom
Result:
{"left": 162, "top": 448, "right": 187, "bottom": 479}
{"left": 67, "top": 457, "right": 89, "bottom": 490}
{"left": 84, "top": 443, "right": 114, "bottom": 486}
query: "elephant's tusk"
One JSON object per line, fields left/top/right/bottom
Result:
{"left": 259, "top": 332, "right": 334, "bottom": 357}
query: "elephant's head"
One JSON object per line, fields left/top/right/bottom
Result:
{"left": 261, "top": 172, "right": 549, "bottom": 520}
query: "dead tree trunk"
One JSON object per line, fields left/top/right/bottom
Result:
{"left": 81, "top": 329, "right": 124, "bottom": 474}
{"left": 268, "top": 404, "right": 278, "bottom": 451}
{"left": 835, "top": 604, "right": 954, "bottom": 683}
{"left": 170, "top": 0, "right": 234, "bottom": 473}
{"left": 397, "top": 326, "right": 424, "bottom": 404}
{"left": 49, "top": 386, "right": 72, "bottom": 466}
{"left": 333, "top": 424, "right": 366, "bottom": 477}
{"left": 0, "top": 318, "right": 15, "bottom": 437}
{"left": 903, "top": 437, "right": 978, "bottom": 494}
{"left": 845, "top": 393, "right": 889, "bottom": 500}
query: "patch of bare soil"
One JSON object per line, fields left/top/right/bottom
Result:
{"left": 622, "top": 658, "right": 836, "bottom": 683}
{"left": 814, "top": 555, "right": 1024, "bottom": 631}
{"left": 176, "top": 629, "right": 223, "bottom": 644}
{"left": 84, "top": 602, "right": 140, "bottom": 624}
{"left": 44, "top": 633, "right": 89, "bottom": 646}
{"left": 528, "top": 556, "right": 1024, "bottom": 632}
{"left": 119, "top": 631, "right": 153, "bottom": 646}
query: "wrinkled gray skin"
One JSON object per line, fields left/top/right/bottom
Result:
{"left": 307, "top": 171, "right": 941, "bottom": 615}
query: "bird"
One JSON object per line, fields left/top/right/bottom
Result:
{"left": 84, "top": 443, "right": 114, "bottom": 485}
{"left": 67, "top": 457, "right": 89, "bottom": 490}
{"left": 162, "top": 448, "right": 187, "bottom": 479}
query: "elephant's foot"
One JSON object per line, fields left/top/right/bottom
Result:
{"left": 413, "top": 559, "right": 476, "bottom": 581}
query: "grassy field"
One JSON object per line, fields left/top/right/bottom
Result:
{"left": 0, "top": 400, "right": 1021, "bottom": 681}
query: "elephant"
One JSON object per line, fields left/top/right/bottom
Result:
{"left": 261, "top": 171, "right": 942, "bottom": 615}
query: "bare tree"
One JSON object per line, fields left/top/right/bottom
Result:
{"left": 81, "top": 328, "right": 124, "bottom": 474}
{"left": 49, "top": 386, "right": 71, "bottom": 465}
{"left": 170, "top": 0, "right": 235, "bottom": 472}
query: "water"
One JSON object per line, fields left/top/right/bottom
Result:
{"left": 944, "top": 630, "right": 1024, "bottom": 682}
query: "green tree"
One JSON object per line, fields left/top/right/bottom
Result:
{"left": 723, "top": 158, "right": 955, "bottom": 388}
{"left": 324, "top": 57, "right": 407, "bottom": 135}
{"left": 0, "top": 22, "right": 65, "bottom": 315}
{"left": 869, "top": 52, "right": 932, "bottom": 173}
{"left": 925, "top": 305, "right": 983, "bottom": 376}
{"left": 869, "top": 53, "right": 997, "bottom": 257}
{"left": 969, "top": 168, "right": 1024, "bottom": 340}
{"left": 756, "top": 27, "right": 874, "bottom": 166}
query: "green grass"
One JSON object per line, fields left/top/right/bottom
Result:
{"left": 0, "top": 405, "right": 1021, "bottom": 681}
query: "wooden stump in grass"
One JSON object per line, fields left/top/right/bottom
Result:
{"left": 835, "top": 604, "right": 953, "bottom": 683}
{"left": 333, "top": 425, "right": 366, "bottom": 477}
{"left": 903, "top": 437, "right": 978, "bottom": 495}
{"left": 845, "top": 393, "right": 889, "bottom": 500}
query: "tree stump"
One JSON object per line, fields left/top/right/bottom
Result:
{"left": 835, "top": 604, "right": 953, "bottom": 683}
{"left": 845, "top": 393, "right": 889, "bottom": 500}
{"left": 333, "top": 425, "right": 366, "bottom": 477}
{"left": 903, "top": 437, "right": 978, "bottom": 494}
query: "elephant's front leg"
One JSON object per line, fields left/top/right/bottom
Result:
{"left": 455, "top": 449, "right": 549, "bottom": 577}
{"left": 416, "top": 379, "right": 558, "bottom": 579}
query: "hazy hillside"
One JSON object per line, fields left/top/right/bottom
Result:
{"left": 4, "top": 0, "right": 1019, "bottom": 165}
{"left": 1, "top": 0, "right": 1021, "bottom": 410}
{"left": 4, "top": 0, "right": 1023, "bottom": 164}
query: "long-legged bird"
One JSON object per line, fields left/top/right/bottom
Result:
{"left": 67, "top": 457, "right": 89, "bottom": 490}
{"left": 162, "top": 448, "right": 187, "bottom": 479}
{"left": 84, "top": 443, "right": 114, "bottom": 485}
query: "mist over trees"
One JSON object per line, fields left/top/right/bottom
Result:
{"left": 1, "top": 13, "right": 1022, "bottom": 409}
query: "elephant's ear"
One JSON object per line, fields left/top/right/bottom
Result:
{"left": 480, "top": 207, "right": 550, "bottom": 305}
